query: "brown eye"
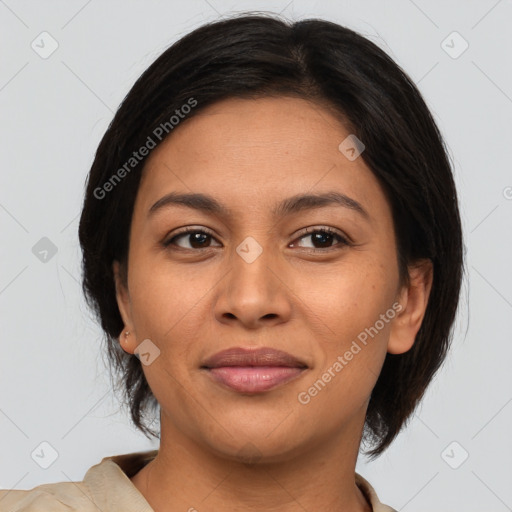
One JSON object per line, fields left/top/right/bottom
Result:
{"left": 163, "top": 229, "right": 221, "bottom": 250}
{"left": 291, "top": 227, "right": 350, "bottom": 251}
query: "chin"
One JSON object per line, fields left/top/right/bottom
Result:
{"left": 197, "top": 419, "right": 311, "bottom": 465}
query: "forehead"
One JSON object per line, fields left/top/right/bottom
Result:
{"left": 135, "top": 96, "right": 388, "bottom": 222}
{"left": 147, "top": 96, "right": 350, "bottom": 167}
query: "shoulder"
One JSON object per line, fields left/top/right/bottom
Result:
{"left": 0, "top": 481, "right": 97, "bottom": 511}
{"left": 355, "top": 472, "right": 397, "bottom": 512}
{"left": 0, "top": 450, "right": 156, "bottom": 512}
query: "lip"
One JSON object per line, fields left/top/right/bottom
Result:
{"left": 201, "top": 347, "right": 308, "bottom": 394}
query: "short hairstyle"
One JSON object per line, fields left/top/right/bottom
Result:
{"left": 78, "top": 13, "right": 464, "bottom": 458}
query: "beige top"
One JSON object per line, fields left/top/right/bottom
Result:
{"left": 0, "top": 450, "right": 396, "bottom": 511}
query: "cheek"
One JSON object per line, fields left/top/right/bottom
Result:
{"left": 127, "top": 249, "right": 206, "bottom": 335}
{"left": 126, "top": 251, "right": 213, "bottom": 389}
{"left": 297, "top": 258, "right": 397, "bottom": 341}
{"left": 294, "top": 259, "right": 396, "bottom": 407}
{"left": 296, "top": 270, "right": 395, "bottom": 417}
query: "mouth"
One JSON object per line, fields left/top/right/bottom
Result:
{"left": 200, "top": 347, "right": 308, "bottom": 394}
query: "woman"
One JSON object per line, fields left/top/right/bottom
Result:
{"left": 0, "top": 13, "right": 463, "bottom": 512}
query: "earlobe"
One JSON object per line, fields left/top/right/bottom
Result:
{"left": 120, "top": 329, "right": 136, "bottom": 354}
{"left": 112, "top": 260, "right": 136, "bottom": 352}
{"left": 387, "top": 259, "right": 433, "bottom": 355}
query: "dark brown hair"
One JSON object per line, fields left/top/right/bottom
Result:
{"left": 78, "top": 13, "right": 464, "bottom": 458}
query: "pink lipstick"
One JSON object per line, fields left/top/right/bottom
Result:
{"left": 201, "top": 347, "right": 308, "bottom": 393}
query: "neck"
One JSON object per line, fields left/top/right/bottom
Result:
{"left": 131, "top": 415, "right": 372, "bottom": 512}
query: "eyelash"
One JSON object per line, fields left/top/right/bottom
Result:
{"left": 162, "top": 226, "right": 352, "bottom": 253}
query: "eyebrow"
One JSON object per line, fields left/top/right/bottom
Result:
{"left": 148, "top": 191, "right": 369, "bottom": 220}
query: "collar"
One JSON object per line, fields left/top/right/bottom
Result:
{"left": 86, "top": 449, "right": 394, "bottom": 511}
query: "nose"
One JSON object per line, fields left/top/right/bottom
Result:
{"left": 213, "top": 241, "right": 292, "bottom": 329}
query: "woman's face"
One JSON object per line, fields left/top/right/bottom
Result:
{"left": 114, "top": 96, "right": 425, "bottom": 462}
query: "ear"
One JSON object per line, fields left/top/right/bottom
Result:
{"left": 112, "top": 260, "right": 137, "bottom": 354}
{"left": 387, "top": 259, "right": 433, "bottom": 355}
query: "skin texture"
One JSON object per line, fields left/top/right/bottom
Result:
{"left": 113, "top": 96, "right": 433, "bottom": 512}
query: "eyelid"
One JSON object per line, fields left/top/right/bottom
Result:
{"left": 169, "top": 225, "right": 216, "bottom": 238}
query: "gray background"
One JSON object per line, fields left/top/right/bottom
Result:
{"left": 1, "top": 0, "right": 511, "bottom": 510}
